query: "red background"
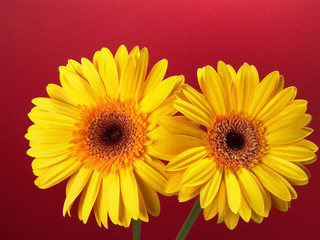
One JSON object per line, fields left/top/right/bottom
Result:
{"left": 1, "top": 0, "right": 320, "bottom": 239}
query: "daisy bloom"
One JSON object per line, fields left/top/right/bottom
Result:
{"left": 153, "top": 61, "right": 317, "bottom": 229}
{"left": 26, "top": 45, "right": 184, "bottom": 228}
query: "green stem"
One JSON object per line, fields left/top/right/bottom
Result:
{"left": 133, "top": 219, "right": 141, "bottom": 240}
{"left": 176, "top": 198, "right": 201, "bottom": 240}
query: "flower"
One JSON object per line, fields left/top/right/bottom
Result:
{"left": 26, "top": 45, "right": 184, "bottom": 228}
{"left": 152, "top": 61, "right": 317, "bottom": 229}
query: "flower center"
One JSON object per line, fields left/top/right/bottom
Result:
{"left": 205, "top": 113, "right": 266, "bottom": 170}
{"left": 226, "top": 131, "right": 245, "bottom": 150}
{"left": 102, "top": 125, "right": 123, "bottom": 144}
{"left": 73, "top": 98, "right": 148, "bottom": 174}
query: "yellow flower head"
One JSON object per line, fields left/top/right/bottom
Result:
{"left": 25, "top": 45, "right": 184, "bottom": 228}
{"left": 153, "top": 61, "right": 317, "bottom": 229}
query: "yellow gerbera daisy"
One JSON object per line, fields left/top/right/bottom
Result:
{"left": 152, "top": 61, "right": 317, "bottom": 230}
{"left": 25, "top": 45, "right": 184, "bottom": 228}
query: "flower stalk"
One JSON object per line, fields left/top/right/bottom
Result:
{"left": 176, "top": 198, "right": 201, "bottom": 240}
{"left": 133, "top": 219, "right": 141, "bottom": 240}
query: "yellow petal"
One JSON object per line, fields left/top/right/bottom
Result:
{"left": 269, "top": 145, "right": 316, "bottom": 162}
{"left": 104, "top": 173, "right": 120, "bottom": 224}
{"left": 32, "top": 98, "right": 81, "bottom": 119}
{"left": 182, "top": 84, "right": 213, "bottom": 118}
{"left": 34, "top": 158, "right": 80, "bottom": 189}
{"left": 217, "top": 180, "right": 228, "bottom": 223}
{"left": 67, "top": 59, "right": 85, "bottom": 77}
{"left": 224, "top": 168, "right": 241, "bottom": 214}
{"left": 27, "top": 124, "right": 41, "bottom": 133}
{"left": 119, "top": 167, "right": 139, "bottom": 219}
{"left": 137, "top": 184, "right": 149, "bottom": 222}
{"left": 119, "top": 56, "right": 136, "bottom": 100}
{"left": 204, "top": 65, "right": 228, "bottom": 115}
{"left": 197, "top": 67, "right": 208, "bottom": 98}
{"left": 264, "top": 99, "right": 307, "bottom": 128}
{"left": 224, "top": 209, "right": 240, "bottom": 230}
{"left": 169, "top": 78, "right": 185, "bottom": 98}
{"left": 229, "top": 78, "right": 238, "bottom": 112}
{"left": 46, "top": 84, "right": 76, "bottom": 106}
{"left": 249, "top": 172, "right": 271, "bottom": 217}
{"left": 251, "top": 211, "right": 264, "bottom": 224}
{"left": 63, "top": 167, "right": 93, "bottom": 216}
{"left": 297, "top": 162, "right": 311, "bottom": 177}
{"left": 95, "top": 176, "right": 108, "bottom": 228}
{"left": 181, "top": 158, "right": 216, "bottom": 187}
{"left": 287, "top": 162, "right": 310, "bottom": 185}
{"left": 65, "top": 174, "right": 77, "bottom": 216}
{"left": 25, "top": 128, "right": 73, "bottom": 144}
{"left": 238, "top": 191, "right": 251, "bottom": 222}
{"left": 276, "top": 173, "right": 298, "bottom": 200}
{"left": 165, "top": 171, "right": 183, "bottom": 194}
{"left": 118, "top": 191, "right": 131, "bottom": 227}
{"left": 133, "top": 160, "right": 167, "bottom": 195}
{"left": 248, "top": 71, "right": 282, "bottom": 118}
{"left": 159, "top": 76, "right": 184, "bottom": 103}
{"left": 262, "top": 155, "right": 308, "bottom": 181}
{"left": 100, "top": 48, "right": 119, "bottom": 98}
{"left": 140, "top": 48, "right": 149, "bottom": 64}
{"left": 275, "top": 75, "right": 285, "bottom": 96}
{"left": 250, "top": 65, "right": 260, "bottom": 87}
{"left": 256, "top": 86, "right": 297, "bottom": 122}
{"left": 92, "top": 49, "right": 101, "bottom": 70}
{"left": 81, "top": 57, "right": 107, "bottom": 97}
{"left": 301, "top": 157, "right": 317, "bottom": 166}
{"left": 226, "top": 64, "right": 236, "bottom": 79}
{"left": 59, "top": 68, "right": 98, "bottom": 105}
{"left": 147, "top": 126, "right": 170, "bottom": 141}
{"left": 166, "top": 146, "right": 208, "bottom": 171}
{"left": 147, "top": 95, "right": 177, "bottom": 123}
{"left": 271, "top": 194, "right": 290, "bottom": 212}
{"left": 129, "top": 46, "right": 140, "bottom": 62}
{"left": 80, "top": 171, "right": 102, "bottom": 223}
{"left": 33, "top": 167, "right": 49, "bottom": 177}
{"left": 236, "top": 168, "right": 264, "bottom": 216}
{"left": 28, "top": 110, "right": 77, "bottom": 130}
{"left": 136, "top": 176, "right": 160, "bottom": 216}
{"left": 142, "top": 59, "right": 168, "bottom": 98}
{"left": 251, "top": 164, "right": 291, "bottom": 201}
{"left": 235, "top": 63, "right": 255, "bottom": 112}
{"left": 140, "top": 76, "right": 182, "bottom": 113}
{"left": 93, "top": 194, "right": 103, "bottom": 228}
{"left": 145, "top": 145, "right": 176, "bottom": 161}
{"left": 158, "top": 116, "right": 206, "bottom": 139}
{"left": 266, "top": 128, "right": 313, "bottom": 145}
{"left": 217, "top": 61, "right": 232, "bottom": 103}
{"left": 27, "top": 143, "right": 72, "bottom": 157}
{"left": 292, "top": 139, "right": 318, "bottom": 152}
{"left": 265, "top": 114, "right": 312, "bottom": 134}
{"left": 174, "top": 99, "right": 211, "bottom": 127}
{"left": 32, "top": 153, "right": 69, "bottom": 169}
{"left": 154, "top": 135, "right": 204, "bottom": 154}
{"left": 203, "top": 195, "right": 218, "bottom": 220}
{"left": 114, "top": 45, "right": 129, "bottom": 80}
{"left": 132, "top": 52, "right": 148, "bottom": 99}
{"left": 78, "top": 187, "right": 85, "bottom": 221}
{"left": 143, "top": 154, "right": 169, "bottom": 180}
{"left": 200, "top": 167, "right": 223, "bottom": 208}
{"left": 178, "top": 186, "right": 200, "bottom": 202}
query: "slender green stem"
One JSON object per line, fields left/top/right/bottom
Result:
{"left": 133, "top": 219, "right": 141, "bottom": 240}
{"left": 176, "top": 198, "right": 201, "bottom": 240}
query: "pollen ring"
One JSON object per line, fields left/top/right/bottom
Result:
{"left": 205, "top": 113, "right": 266, "bottom": 169}
{"left": 72, "top": 98, "right": 148, "bottom": 174}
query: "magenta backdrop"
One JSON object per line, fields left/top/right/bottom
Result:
{"left": 1, "top": 0, "right": 320, "bottom": 239}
